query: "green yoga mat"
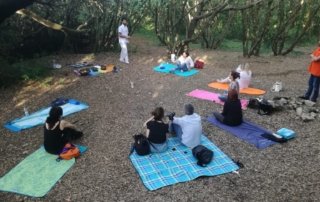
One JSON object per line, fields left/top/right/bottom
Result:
{"left": 0, "top": 147, "right": 75, "bottom": 197}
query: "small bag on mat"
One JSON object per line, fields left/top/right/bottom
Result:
{"left": 79, "top": 68, "right": 90, "bottom": 76}
{"left": 133, "top": 133, "right": 150, "bottom": 156}
{"left": 192, "top": 145, "right": 214, "bottom": 167}
{"left": 51, "top": 98, "right": 68, "bottom": 107}
{"left": 58, "top": 143, "right": 80, "bottom": 160}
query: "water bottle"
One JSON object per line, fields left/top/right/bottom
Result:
{"left": 24, "top": 107, "right": 29, "bottom": 116}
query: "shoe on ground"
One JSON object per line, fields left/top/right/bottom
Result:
{"left": 298, "top": 96, "right": 309, "bottom": 100}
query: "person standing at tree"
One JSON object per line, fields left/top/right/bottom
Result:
{"left": 118, "top": 18, "right": 130, "bottom": 64}
{"left": 300, "top": 42, "right": 320, "bottom": 102}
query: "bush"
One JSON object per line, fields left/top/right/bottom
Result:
{"left": 0, "top": 57, "right": 51, "bottom": 87}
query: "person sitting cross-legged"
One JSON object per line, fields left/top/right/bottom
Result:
{"left": 213, "top": 89, "right": 243, "bottom": 126}
{"left": 44, "top": 106, "right": 83, "bottom": 155}
{"left": 170, "top": 51, "right": 194, "bottom": 73}
{"left": 144, "top": 107, "right": 169, "bottom": 153}
{"left": 169, "top": 104, "right": 202, "bottom": 149}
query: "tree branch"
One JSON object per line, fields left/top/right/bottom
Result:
{"left": 223, "top": 0, "right": 263, "bottom": 11}
{"left": 16, "top": 9, "right": 83, "bottom": 33}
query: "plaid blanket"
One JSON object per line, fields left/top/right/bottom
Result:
{"left": 130, "top": 135, "right": 239, "bottom": 190}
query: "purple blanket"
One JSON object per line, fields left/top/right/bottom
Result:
{"left": 207, "top": 116, "right": 277, "bottom": 149}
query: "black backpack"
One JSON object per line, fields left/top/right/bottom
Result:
{"left": 248, "top": 98, "right": 273, "bottom": 115}
{"left": 133, "top": 134, "right": 150, "bottom": 156}
{"left": 258, "top": 99, "right": 273, "bottom": 115}
{"left": 192, "top": 145, "right": 214, "bottom": 167}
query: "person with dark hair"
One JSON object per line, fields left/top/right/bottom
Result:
{"left": 169, "top": 104, "right": 202, "bottom": 148}
{"left": 143, "top": 107, "right": 169, "bottom": 153}
{"left": 299, "top": 41, "right": 320, "bottom": 102}
{"left": 218, "top": 70, "right": 240, "bottom": 102}
{"left": 44, "top": 106, "right": 83, "bottom": 155}
{"left": 118, "top": 18, "right": 130, "bottom": 64}
{"left": 214, "top": 89, "right": 243, "bottom": 126}
{"left": 170, "top": 51, "right": 194, "bottom": 73}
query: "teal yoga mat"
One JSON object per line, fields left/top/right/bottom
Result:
{"left": 4, "top": 99, "right": 88, "bottom": 132}
{"left": 153, "top": 63, "right": 199, "bottom": 77}
{"left": 0, "top": 146, "right": 87, "bottom": 197}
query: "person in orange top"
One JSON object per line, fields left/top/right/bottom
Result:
{"left": 300, "top": 42, "right": 320, "bottom": 102}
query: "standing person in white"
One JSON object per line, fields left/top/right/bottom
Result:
{"left": 118, "top": 18, "right": 130, "bottom": 64}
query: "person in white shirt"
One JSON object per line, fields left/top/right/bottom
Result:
{"left": 238, "top": 63, "right": 252, "bottom": 89}
{"left": 217, "top": 63, "right": 252, "bottom": 89}
{"left": 118, "top": 18, "right": 130, "bottom": 64}
{"left": 169, "top": 104, "right": 202, "bottom": 149}
{"left": 170, "top": 51, "right": 194, "bottom": 73}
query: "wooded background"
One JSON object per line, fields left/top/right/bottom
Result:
{"left": 0, "top": 0, "right": 319, "bottom": 86}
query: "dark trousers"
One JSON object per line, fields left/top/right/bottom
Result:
{"left": 63, "top": 128, "right": 83, "bottom": 141}
{"left": 213, "top": 112, "right": 225, "bottom": 123}
{"left": 169, "top": 122, "right": 183, "bottom": 142}
{"left": 305, "top": 74, "right": 320, "bottom": 102}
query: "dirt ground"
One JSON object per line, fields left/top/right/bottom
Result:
{"left": 0, "top": 37, "right": 320, "bottom": 202}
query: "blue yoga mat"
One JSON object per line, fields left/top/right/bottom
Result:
{"left": 130, "top": 135, "right": 239, "bottom": 191}
{"left": 207, "top": 116, "right": 277, "bottom": 149}
{"left": 4, "top": 99, "right": 89, "bottom": 132}
{"left": 153, "top": 63, "right": 199, "bottom": 77}
{"left": 0, "top": 145, "right": 87, "bottom": 197}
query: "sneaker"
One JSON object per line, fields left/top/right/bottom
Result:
{"left": 298, "top": 96, "right": 309, "bottom": 100}
{"left": 271, "top": 81, "right": 283, "bottom": 92}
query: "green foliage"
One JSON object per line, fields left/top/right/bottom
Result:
{"left": 0, "top": 57, "right": 51, "bottom": 87}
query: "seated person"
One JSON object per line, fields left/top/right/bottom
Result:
{"left": 218, "top": 70, "right": 240, "bottom": 102}
{"left": 213, "top": 89, "right": 243, "bottom": 126}
{"left": 44, "top": 106, "right": 83, "bottom": 155}
{"left": 218, "top": 63, "right": 252, "bottom": 89}
{"left": 170, "top": 51, "right": 194, "bottom": 73}
{"left": 144, "top": 107, "right": 169, "bottom": 153}
{"left": 169, "top": 104, "right": 202, "bottom": 149}
{"left": 238, "top": 63, "right": 252, "bottom": 89}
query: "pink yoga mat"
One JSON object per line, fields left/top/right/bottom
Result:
{"left": 186, "top": 89, "right": 248, "bottom": 109}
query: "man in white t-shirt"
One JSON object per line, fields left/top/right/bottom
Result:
{"left": 169, "top": 104, "right": 202, "bottom": 149}
{"left": 118, "top": 18, "right": 130, "bottom": 64}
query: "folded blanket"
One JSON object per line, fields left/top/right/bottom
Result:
{"left": 130, "top": 135, "right": 239, "bottom": 190}
{"left": 186, "top": 89, "right": 248, "bottom": 109}
{"left": 207, "top": 116, "right": 277, "bottom": 149}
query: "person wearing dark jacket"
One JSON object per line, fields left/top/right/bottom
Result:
{"left": 213, "top": 89, "right": 243, "bottom": 126}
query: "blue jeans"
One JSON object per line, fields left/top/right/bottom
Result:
{"left": 169, "top": 123, "right": 183, "bottom": 142}
{"left": 305, "top": 74, "right": 320, "bottom": 102}
{"left": 177, "top": 63, "right": 188, "bottom": 72}
{"left": 149, "top": 141, "right": 168, "bottom": 153}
